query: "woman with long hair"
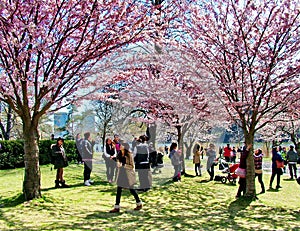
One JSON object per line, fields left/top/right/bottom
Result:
{"left": 103, "top": 137, "right": 117, "bottom": 183}
{"left": 109, "top": 143, "right": 142, "bottom": 213}
{"left": 51, "top": 137, "right": 69, "bottom": 188}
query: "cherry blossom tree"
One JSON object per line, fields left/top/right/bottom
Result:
{"left": 0, "top": 0, "right": 176, "bottom": 200}
{"left": 115, "top": 49, "right": 212, "bottom": 173}
{"left": 274, "top": 112, "right": 300, "bottom": 153}
{"left": 179, "top": 0, "right": 300, "bottom": 197}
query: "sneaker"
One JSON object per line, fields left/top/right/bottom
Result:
{"left": 84, "top": 180, "right": 91, "bottom": 186}
{"left": 88, "top": 179, "right": 94, "bottom": 184}
{"left": 276, "top": 185, "right": 282, "bottom": 189}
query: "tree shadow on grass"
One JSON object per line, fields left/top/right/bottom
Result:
{"left": 0, "top": 193, "right": 25, "bottom": 208}
{"left": 183, "top": 172, "right": 196, "bottom": 178}
{"left": 283, "top": 178, "right": 295, "bottom": 181}
{"left": 228, "top": 197, "right": 252, "bottom": 219}
{"left": 41, "top": 179, "right": 111, "bottom": 192}
{"left": 198, "top": 179, "right": 211, "bottom": 183}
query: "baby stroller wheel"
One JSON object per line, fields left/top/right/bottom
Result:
{"left": 231, "top": 178, "right": 237, "bottom": 184}
{"left": 221, "top": 177, "right": 227, "bottom": 184}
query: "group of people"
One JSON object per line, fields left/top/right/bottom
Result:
{"left": 51, "top": 132, "right": 95, "bottom": 188}
{"left": 222, "top": 143, "right": 238, "bottom": 163}
{"left": 235, "top": 144, "right": 299, "bottom": 198}
{"left": 50, "top": 134, "right": 299, "bottom": 211}
{"left": 190, "top": 142, "right": 299, "bottom": 198}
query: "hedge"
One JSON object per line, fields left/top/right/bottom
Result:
{"left": 0, "top": 140, "right": 77, "bottom": 170}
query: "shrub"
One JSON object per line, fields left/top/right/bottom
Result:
{"left": 0, "top": 140, "right": 77, "bottom": 169}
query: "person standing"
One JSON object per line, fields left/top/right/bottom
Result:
{"left": 133, "top": 135, "right": 152, "bottom": 191}
{"left": 148, "top": 142, "right": 158, "bottom": 173}
{"left": 168, "top": 142, "right": 181, "bottom": 181}
{"left": 109, "top": 143, "right": 142, "bottom": 213}
{"left": 206, "top": 143, "right": 217, "bottom": 181}
{"left": 103, "top": 137, "right": 117, "bottom": 183}
{"left": 193, "top": 144, "right": 202, "bottom": 176}
{"left": 82, "top": 132, "right": 94, "bottom": 186}
{"left": 113, "top": 134, "right": 121, "bottom": 153}
{"left": 253, "top": 148, "right": 265, "bottom": 194}
{"left": 200, "top": 146, "right": 204, "bottom": 159}
{"left": 236, "top": 144, "right": 252, "bottom": 198}
{"left": 231, "top": 147, "right": 237, "bottom": 163}
{"left": 75, "top": 133, "right": 83, "bottom": 164}
{"left": 51, "top": 137, "right": 69, "bottom": 188}
{"left": 286, "top": 145, "right": 298, "bottom": 180}
{"left": 223, "top": 143, "right": 232, "bottom": 162}
{"left": 269, "top": 146, "right": 284, "bottom": 190}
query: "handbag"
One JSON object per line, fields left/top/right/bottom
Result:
{"left": 276, "top": 160, "right": 284, "bottom": 168}
{"left": 236, "top": 167, "right": 246, "bottom": 178}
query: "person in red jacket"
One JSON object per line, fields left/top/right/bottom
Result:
{"left": 223, "top": 143, "right": 232, "bottom": 162}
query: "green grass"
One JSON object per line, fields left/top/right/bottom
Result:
{"left": 0, "top": 156, "right": 300, "bottom": 231}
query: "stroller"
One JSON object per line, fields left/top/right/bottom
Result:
{"left": 217, "top": 157, "right": 229, "bottom": 170}
{"left": 220, "top": 163, "right": 239, "bottom": 184}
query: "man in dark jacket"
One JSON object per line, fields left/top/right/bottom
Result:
{"left": 286, "top": 145, "right": 298, "bottom": 180}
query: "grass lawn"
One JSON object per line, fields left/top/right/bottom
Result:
{"left": 0, "top": 155, "right": 299, "bottom": 231}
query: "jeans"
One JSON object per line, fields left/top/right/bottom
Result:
{"left": 195, "top": 163, "right": 201, "bottom": 176}
{"left": 288, "top": 163, "right": 297, "bottom": 179}
{"left": 84, "top": 161, "right": 92, "bottom": 181}
{"left": 269, "top": 168, "right": 282, "bottom": 188}
{"left": 255, "top": 173, "right": 265, "bottom": 192}
{"left": 207, "top": 165, "right": 215, "bottom": 180}
{"left": 173, "top": 164, "right": 181, "bottom": 178}
{"left": 105, "top": 159, "right": 116, "bottom": 181}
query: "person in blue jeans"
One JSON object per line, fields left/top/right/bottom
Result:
{"left": 269, "top": 146, "right": 284, "bottom": 190}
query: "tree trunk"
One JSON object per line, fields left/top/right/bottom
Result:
{"left": 146, "top": 123, "right": 157, "bottom": 148}
{"left": 184, "top": 141, "right": 193, "bottom": 160}
{"left": 22, "top": 120, "right": 41, "bottom": 200}
{"left": 176, "top": 125, "right": 185, "bottom": 173}
{"left": 244, "top": 133, "right": 256, "bottom": 198}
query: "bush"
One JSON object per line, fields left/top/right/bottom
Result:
{"left": 0, "top": 140, "right": 77, "bottom": 169}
